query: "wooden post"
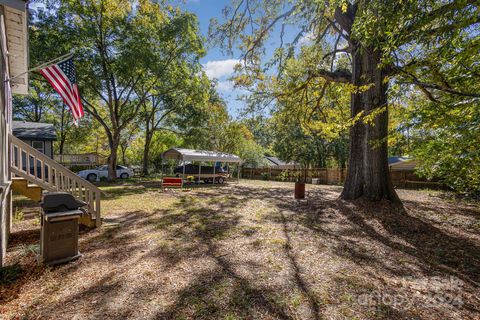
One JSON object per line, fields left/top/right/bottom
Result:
{"left": 182, "top": 159, "right": 186, "bottom": 183}
{"left": 213, "top": 163, "right": 216, "bottom": 184}
{"left": 198, "top": 162, "right": 201, "bottom": 185}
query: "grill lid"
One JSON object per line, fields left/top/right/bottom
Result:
{"left": 41, "top": 192, "right": 87, "bottom": 212}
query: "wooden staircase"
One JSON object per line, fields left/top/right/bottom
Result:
{"left": 9, "top": 134, "right": 101, "bottom": 227}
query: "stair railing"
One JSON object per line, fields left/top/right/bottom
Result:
{"left": 9, "top": 134, "right": 101, "bottom": 227}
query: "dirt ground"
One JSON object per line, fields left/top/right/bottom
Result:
{"left": 1, "top": 180, "right": 479, "bottom": 320}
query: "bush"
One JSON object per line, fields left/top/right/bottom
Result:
{"left": 260, "top": 172, "right": 270, "bottom": 180}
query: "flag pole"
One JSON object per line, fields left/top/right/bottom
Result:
{"left": 9, "top": 51, "right": 75, "bottom": 81}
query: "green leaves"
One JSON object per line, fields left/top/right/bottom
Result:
{"left": 391, "top": 84, "right": 480, "bottom": 196}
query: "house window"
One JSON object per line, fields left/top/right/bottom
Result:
{"left": 31, "top": 141, "right": 44, "bottom": 154}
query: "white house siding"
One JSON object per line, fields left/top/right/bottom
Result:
{"left": 4, "top": 4, "right": 28, "bottom": 94}
{"left": 0, "top": 1, "right": 27, "bottom": 266}
{"left": 0, "top": 4, "right": 12, "bottom": 266}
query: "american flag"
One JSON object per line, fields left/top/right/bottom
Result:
{"left": 39, "top": 57, "right": 84, "bottom": 122}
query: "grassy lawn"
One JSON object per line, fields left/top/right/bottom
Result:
{"left": 1, "top": 179, "right": 479, "bottom": 319}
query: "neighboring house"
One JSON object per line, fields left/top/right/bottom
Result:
{"left": 388, "top": 156, "right": 418, "bottom": 171}
{"left": 12, "top": 121, "right": 57, "bottom": 159}
{"left": 265, "top": 156, "right": 301, "bottom": 169}
{"left": 1, "top": 0, "right": 29, "bottom": 266}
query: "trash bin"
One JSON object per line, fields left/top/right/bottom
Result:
{"left": 294, "top": 182, "right": 305, "bottom": 199}
{"left": 40, "top": 192, "right": 87, "bottom": 265}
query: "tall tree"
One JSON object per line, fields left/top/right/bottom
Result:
{"left": 211, "top": 0, "right": 479, "bottom": 202}
{"left": 140, "top": 81, "right": 209, "bottom": 176}
{"left": 126, "top": 3, "right": 207, "bottom": 175}
{"left": 35, "top": 0, "right": 200, "bottom": 179}
{"left": 139, "top": 73, "right": 209, "bottom": 176}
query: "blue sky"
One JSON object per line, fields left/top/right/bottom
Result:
{"left": 183, "top": 0, "right": 309, "bottom": 119}
{"left": 182, "top": 0, "right": 246, "bottom": 118}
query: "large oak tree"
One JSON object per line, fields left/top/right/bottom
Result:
{"left": 211, "top": 0, "right": 479, "bottom": 202}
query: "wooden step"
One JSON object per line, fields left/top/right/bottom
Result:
{"left": 79, "top": 214, "right": 97, "bottom": 228}
{"left": 11, "top": 177, "right": 43, "bottom": 202}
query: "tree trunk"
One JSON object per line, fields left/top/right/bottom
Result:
{"left": 315, "top": 142, "right": 326, "bottom": 168}
{"left": 121, "top": 146, "right": 127, "bottom": 166}
{"left": 59, "top": 137, "right": 65, "bottom": 155}
{"left": 58, "top": 105, "right": 66, "bottom": 155}
{"left": 108, "top": 133, "right": 120, "bottom": 180}
{"left": 341, "top": 45, "right": 400, "bottom": 202}
{"left": 341, "top": 45, "right": 366, "bottom": 199}
{"left": 142, "top": 133, "right": 152, "bottom": 176}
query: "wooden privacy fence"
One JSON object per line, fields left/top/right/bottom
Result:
{"left": 242, "top": 167, "right": 444, "bottom": 190}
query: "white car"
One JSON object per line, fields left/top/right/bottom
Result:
{"left": 77, "top": 165, "right": 134, "bottom": 182}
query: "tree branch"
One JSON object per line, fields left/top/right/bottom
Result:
{"left": 407, "top": 80, "right": 480, "bottom": 98}
{"left": 310, "top": 69, "right": 351, "bottom": 83}
{"left": 244, "top": 5, "right": 297, "bottom": 61}
{"left": 398, "top": 0, "right": 478, "bottom": 45}
{"left": 81, "top": 97, "right": 113, "bottom": 142}
{"left": 323, "top": 47, "right": 351, "bottom": 60}
{"left": 333, "top": 3, "right": 357, "bottom": 36}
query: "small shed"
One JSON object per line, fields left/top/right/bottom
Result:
{"left": 161, "top": 148, "right": 242, "bottom": 183}
{"left": 12, "top": 121, "right": 56, "bottom": 158}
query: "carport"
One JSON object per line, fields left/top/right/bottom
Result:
{"left": 161, "top": 148, "right": 242, "bottom": 184}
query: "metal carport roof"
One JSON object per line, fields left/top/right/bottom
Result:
{"left": 161, "top": 148, "right": 242, "bottom": 163}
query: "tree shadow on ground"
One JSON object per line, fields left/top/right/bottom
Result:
{"left": 278, "top": 211, "right": 324, "bottom": 319}
{"left": 153, "top": 249, "right": 296, "bottom": 320}
{"left": 99, "top": 184, "right": 157, "bottom": 200}
{"left": 26, "top": 186, "right": 300, "bottom": 319}
{"left": 7, "top": 229, "right": 39, "bottom": 247}
{"left": 6, "top": 182, "right": 479, "bottom": 319}
{"left": 230, "top": 184, "right": 480, "bottom": 285}
{"left": 21, "top": 186, "right": 309, "bottom": 319}
{"left": 401, "top": 197, "right": 480, "bottom": 219}
{"left": 150, "top": 183, "right": 480, "bottom": 317}
{"left": 147, "top": 192, "right": 299, "bottom": 319}
{"left": 333, "top": 198, "right": 480, "bottom": 285}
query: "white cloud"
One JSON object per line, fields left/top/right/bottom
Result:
{"left": 298, "top": 30, "right": 316, "bottom": 45}
{"left": 216, "top": 80, "right": 234, "bottom": 92}
{"left": 203, "top": 59, "right": 240, "bottom": 79}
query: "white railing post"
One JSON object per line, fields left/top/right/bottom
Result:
{"left": 19, "top": 148, "right": 23, "bottom": 172}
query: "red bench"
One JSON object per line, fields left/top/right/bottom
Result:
{"left": 161, "top": 177, "right": 183, "bottom": 189}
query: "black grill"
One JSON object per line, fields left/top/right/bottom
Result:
{"left": 41, "top": 192, "right": 87, "bottom": 213}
